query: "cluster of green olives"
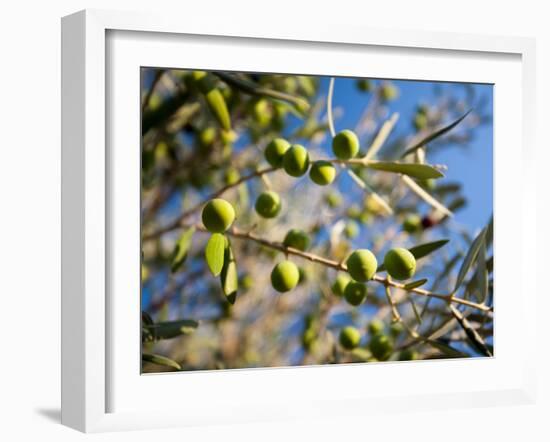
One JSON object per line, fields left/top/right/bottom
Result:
{"left": 330, "top": 247, "right": 417, "bottom": 307}
{"left": 256, "top": 130, "right": 361, "bottom": 220}
{"left": 339, "top": 318, "right": 419, "bottom": 361}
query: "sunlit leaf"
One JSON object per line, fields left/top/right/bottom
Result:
{"left": 171, "top": 227, "right": 196, "bottom": 272}
{"left": 365, "top": 161, "right": 444, "bottom": 180}
{"left": 220, "top": 241, "right": 238, "bottom": 304}
{"left": 142, "top": 353, "right": 181, "bottom": 370}
{"left": 453, "top": 228, "right": 487, "bottom": 294}
{"left": 401, "top": 110, "right": 471, "bottom": 158}
{"left": 205, "top": 233, "right": 226, "bottom": 276}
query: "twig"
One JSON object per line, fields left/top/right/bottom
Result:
{"left": 214, "top": 72, "right": 310, "bottom": 112}
{"left": 401, "top": 174, "right": 453, "bottom": 217}
{"left": 216, "top": 225, "right": 492, "bottom": 312}
{"left": 143, "top": 166, "right": 276, "bottom": 240}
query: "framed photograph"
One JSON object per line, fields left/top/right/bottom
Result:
{"left": 61, "top": 9, "right": 537, "bottom": 432}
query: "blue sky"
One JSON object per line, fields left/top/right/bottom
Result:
{"left": 324, "top": 76, "right": 493, "bottom": 231}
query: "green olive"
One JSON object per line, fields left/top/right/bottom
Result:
{"left": 390, "top": 322, "right": 404, "bottom": 337}
{"left": 252, "top": 99, "right": 272, "bottom": 126}
{"left": 368, "top": 319, "right": 384, "bottom": 336}
{"left": 302, "top": 328, "right": 317, "bottom": 350}
{"left": 332, "top": 129, "right": 359, "bottom": 160}
{"left": 309, "top": 160, "right": 336, "bottom": 185}
{"left": 356, "top": 79, "right": 373, "bottom": 92}
{"left": 403, "top": 214, "right": 421, "bottom": 233}
{"left": 346, "top": 249, "right": 378, "bottom": 282}
{"left": 344, "top": 281, "right": 367, "bottom": 306}
{"left": 283, "top": 229, "right": 310, "bottom": 251}
{"left": 369, "top": 334, "right": 393, "bottom": 360}
{"left": 331, "top": 273, "right": 351, "bottom": 297}
{"left": 383, "top": 248, "right": 416, "bottom": 281}
{"left": 198, "top": 127, "right": 216, "bottom": 149}
{"left": 283, "top": 144, "right": 310, "bottom": 177}
{"left": 255, "top": 191, "right": 282, "bottom": 218}
{"left": 324, "top": 191, "right": 343, "bottom": 208}
{"left": 270, "top": 260, "right": 300, "bottom": 292}
{"left": 264, "top": 138, "right": 290, "bottom": 168}
{"left": 344, "top": 220, "right": 360, "bottom": 239}
{"left": 380, "top": 84, "right": 398, "bottom": 102}
{"left": 413, "top": 113, "right": 428, "bottom": 131}
{"left": 224, "top": 168, "right": 240, "bottom": 185}
{"left": 398, "top": 349, "right": 419, "bottom": 361}
{"left": 201, "top": 198, "right": 235, "bottom": 233}
{"left": 339, "top": 326, "right": 361, "bottom": 350}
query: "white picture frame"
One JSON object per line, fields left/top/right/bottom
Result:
{"left": 61, "top": 9, "right": 537, "bottom": 433}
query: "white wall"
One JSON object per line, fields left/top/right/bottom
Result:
{"left": 0, "top": 1, "right": 547, "bottom": 440}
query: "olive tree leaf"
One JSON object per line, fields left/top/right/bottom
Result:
{"left": 404, "top": 278, "right": 428, "bottom": 290}
{"left": 473, "top": 236, "right": 488, "bottom": 303}
{"left": 409, "top": 239, "right": 449, "bottom": 260}
{"left": 205, "top": 233, "right": 226, "bottom": 276}
{"left": 401, "top": 110, "right": 471, "bottom": 158}
{"left": 171, "top": 227, "right": 196, "bottom": 272}
{"left": 453, "top": 228, "right": 487, "bottom": 294}
{"left": 423, "top": 338, "right": 469, "bottom": 358}
{"left": 144, "top": 319, "right": 199, "bottom": 341}
{"left": 378, "top": 239, "right": 449, "bottom": 272}
{"left": 449, "top": 304, "right": 492, "bottom": 357}
{"left": 142, "top": 353, "right": 181, "bottom": 371}
{"left": 365, "top": 161, "right": 444, "bottom": 180}
{"left": 220, "top": 241, "right": 238, "bottom": 304}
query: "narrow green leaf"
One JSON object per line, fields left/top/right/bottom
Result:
{"left": 404, "top": 278, "right": 428, "bottom": 290}
{"left": 171, "top": 227, "right": 195, "bottom": 272}
{"left": 424, "top": 338, "right": 469, "bottom": 358}
{"left": 453, "top": 228, "right": 487, "bottom": 294}
{"left": 486, "top": 215, "right": 494, "bottom": 248}
{"left": 205, "top": 233, "right": 226, "bottom": 276}
{"left": 409, "top": 239, "right": 450, "bottom": 260}
{"left": 401, "top": 110, "right": 471, "bottom": 158}
{"left": 378, "top": 239, "right": 449, "bottom": 272}
{"left": 144, "top": 319, "right": 199, "bottom": 341}
{"left": 474, "top": 237, "right": 488, "bottom": 303}
{"left": 408, "top": 296, "right": 422, "bottom": 324}
{"left": 220, "top": 241, "right": 238, "bottom": 304}
{"left": 449, "top": 305, "right": 492, "bottom": 357}
{"left": 365, "top": 161, "right": 444, "bottom": 180}
{"left": 142, "top": 353, "right": 181, "bottom": 370}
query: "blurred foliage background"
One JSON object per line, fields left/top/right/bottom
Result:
{"left": 141, "top": 68, "right": 493, "bottom": 373}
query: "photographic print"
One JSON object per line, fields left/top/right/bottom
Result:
{"left": 141, "top": 68, "right": 493, "bottom": 373}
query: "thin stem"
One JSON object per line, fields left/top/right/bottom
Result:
{"left": 326, "top": 77, "right": 393, "bottom": 215}
{"left": 143, "top": 166, "right": 276, "bottom": 241}
{"left": 401, "top": 174, "right": 453, "bottom": 217}
{"left": 220, "top": 226, "right": 492, "bottom": 312}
